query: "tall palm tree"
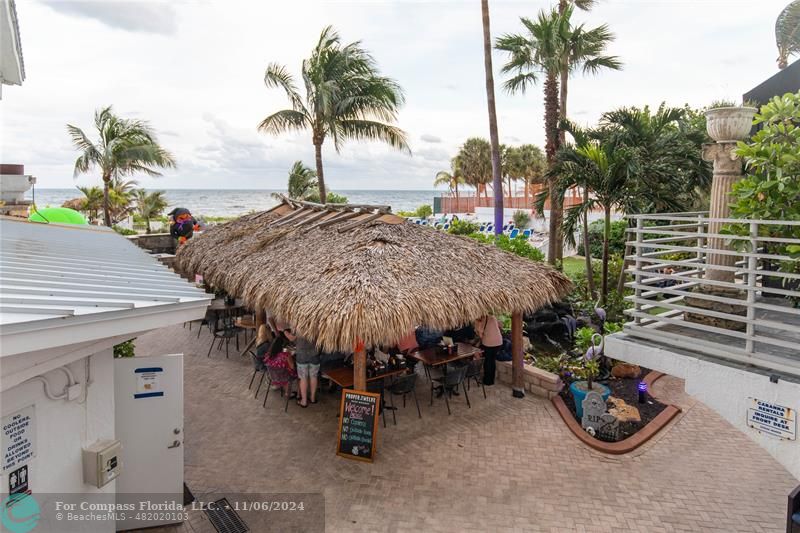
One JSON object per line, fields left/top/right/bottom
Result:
{"left": 76, "top": 186, "right": 103, "bottom": 223}
{"left": 434, "top": 158, "right": 465, "bottom": 203}
{"left": 777, "top": 1, "right": 800, "bottom": 69}
{"left": 457, "top": 138, "right": 493, "bottom": 201}
{"left": 68, "top": 106, "right": 175, "bottom": 227}
{"left": 481, "top": 0, "right": 504, "bottom": 234}
{"left": 286, "top": 161, "right": 318, "bottom": 200}
{"left": 134, "top": 189, "right": 168, "bottom": 234}
{"left": 259, "top": 26, "right": 409, "bottom": 204}
{"left": 505, "top": 144, "right": 546, "bottom": 205}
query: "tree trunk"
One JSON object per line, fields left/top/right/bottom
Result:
{"left": 102, "top": 174, "right": 111, "bottom": 227}
{"left": 146, "top": 218, "right": 151, "bottom": 234}
{"left": 583, "top": 187, "right": 596, "bottom": 299}
{"left": 616, "top": 218, "right": 634, "bottom": 294}
{"left": 559, "top": 63, "right": 568, "bottom": 147}
{"left": 544, "top": 72, "right": 560, "bottom": 264}
{"left": 482, "top": 0, "right": 504, "bottom": 235}
{"left": 313, "top": 139, "right": 326, "bottom": 204}
{"left": 511, "top": 312, "right": 525, "bottom": 398}
{"left": 601, "top": 204, "right": 611, "bottom": 305}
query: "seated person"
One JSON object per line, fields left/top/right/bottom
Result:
{"left": 259, "top": 325, "right": 296, "bottom": 398}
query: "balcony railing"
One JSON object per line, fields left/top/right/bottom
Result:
{"left": 623, "top": 212, "right": 800, "bottom": 377}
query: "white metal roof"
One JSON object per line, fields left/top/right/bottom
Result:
{"left": 0, "top": 217, "right": 211, "bottom": 356}
{"left": 0, "top": 0, "right": 25, "bottom": 97}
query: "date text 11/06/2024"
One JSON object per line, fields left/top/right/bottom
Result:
{"left": 191, "top": 500, "right": 307, "bottom": 512}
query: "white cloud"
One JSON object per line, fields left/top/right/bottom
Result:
{"left": 40, "top": 0, "right": 178, "bottom": 35}
{"left": 420, "top": 134, "right": 442, "bottom": 143}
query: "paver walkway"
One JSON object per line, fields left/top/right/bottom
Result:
{"left": 134, "top": 324, "right": 797, "bottom": 532}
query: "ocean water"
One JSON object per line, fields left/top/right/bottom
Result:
{"left": 27, "top": 189, "right": 439, "bottom": 218}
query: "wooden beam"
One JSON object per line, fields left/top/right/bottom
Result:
{"left": 511, "top": 312, "right": 525, "bottom": 398}
{"left": 353, "top": 342, "right": 367, "bottom": 392}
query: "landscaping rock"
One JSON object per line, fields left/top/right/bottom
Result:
{"left": 608, "top": 397, "right": 641, "bottom": 423}
{"left": 611, "top": 362, "right": 641, "bottom": 379}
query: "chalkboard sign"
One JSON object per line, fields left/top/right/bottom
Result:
{"left": 336, "top": 389, "right": 380, "bottom": 462}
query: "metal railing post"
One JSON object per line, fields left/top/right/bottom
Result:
{"left": 634, "top": 216, "right": 643, "bottom": 325}
{"left": 696, "top": 213, "right": 705, "bottom": 278}
{"left": 745, "top": 221, "right": 758, "bottom": 354}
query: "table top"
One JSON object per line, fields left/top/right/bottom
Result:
{"left": 323, "top": 366, "right": 408, "bottom": 389}
{"left": 407, "top": 342, "right": 482, "bottom": 367}
{"left": 208, "top": 299, "right": 245, "bottom": 311}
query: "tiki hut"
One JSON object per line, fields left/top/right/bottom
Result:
{"left": 176, "top": 197, "right": 571, "bottom": 392}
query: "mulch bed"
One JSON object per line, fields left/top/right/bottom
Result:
{"left": 559, "top": 367, "right": 668, "bottom": 442}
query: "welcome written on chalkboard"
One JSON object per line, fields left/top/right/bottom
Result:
{"left": 337, "top": 389, "right": 380, "bottom": 462}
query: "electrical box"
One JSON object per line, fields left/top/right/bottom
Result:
{"left": 82, "top": 439, "right": 122, "bottom": 488}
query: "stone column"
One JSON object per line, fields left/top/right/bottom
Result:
{"left": 702, "top": 141, "right": 742, "bottom": 283}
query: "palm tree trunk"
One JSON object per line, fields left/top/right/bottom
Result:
{"left": 146, "top": 218, "right": 151, "bottom": 234}
{"left": 102, "top": 175, "right": 111, "bottom": 227}
{"left": 582, "top": 188, "right": 596, "bottom": 299}
{"left": 616, "top": 218, "right": 633, "bottom": 294}
{"left": 455, "top": 182, "right": 459, "bottom": 210}
{"left": 601, "top": 204, "right": 611, "bottom": 305}
{"left": 314, "top": 140, "right": 326, "bottom": 204}
{"left": 544, "top": 71, "right": 560, "bottom": 264}
{"left": 482, "top": 0, "right": 504, "bottom": 236}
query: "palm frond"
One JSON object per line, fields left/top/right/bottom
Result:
{"left": 336, "top": 119, "right": 410, "bottom": 153}
{"left": 257, "top": 109, "right": 310, "bottom": 135}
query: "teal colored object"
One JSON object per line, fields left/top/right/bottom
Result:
{"left": 570, "top": 381, "right": 611, "bottom": 419}
{"left": 28, "top": 207, "right": 88, "bottom": 225}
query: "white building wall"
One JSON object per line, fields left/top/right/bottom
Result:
{"left": 1, "top": 348, "right": 115, "bottom": 531}
{"left": 606, "top": 334, "right": 800, "bottom": 480}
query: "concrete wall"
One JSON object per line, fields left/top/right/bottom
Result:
{"left": 607, "top": 333, "right": 800, "bottom": 480}
{"left": 127, "top": 233, "right": 175, "bottom": 254}
{"left": 496, "top": 361, "right": 564, "bottom": 399}
{"left": 1, "top": 348, "right": 116, "bottom": 531}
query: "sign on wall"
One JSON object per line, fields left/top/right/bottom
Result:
{"left": 2, "top": 406, "right": 36, "bottom": 472}
{"left": 746, "top": 398, "right": 795, "bottom": 441}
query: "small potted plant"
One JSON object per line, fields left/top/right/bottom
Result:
{"left": 705, "top": 99, "right": 758, "bottom": 142}
{"left": 569, "top": 327, "right": 611, "bottom": 418}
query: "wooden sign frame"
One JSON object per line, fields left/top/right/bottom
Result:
{"left": 336, "top": 389, "right": 381, "bottom": 463}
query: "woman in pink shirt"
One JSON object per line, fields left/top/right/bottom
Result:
{"left": 474, "top": 315, "right": 502, "bottom": 385}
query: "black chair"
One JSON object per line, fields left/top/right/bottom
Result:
{"left": 262, "top": 365, "right": 298, "bottom": 412}
{"left": 788, "top": 484, "right": 800, "bottom": 533}
{"left": 430, "top": 365, "right": 470, "bottom": 415}
{"left": 206, "top": 316, "right": 243, "bottom": 358}
{"left": 195, "top": 309, "right": 217, "bottom": 339}
{"left": 386, "top": 372, "right": 421, "bottom": 425}
{"left": 248, "top": 350, "right": 267, "bottom": 399}
{"left": 464, "top": 358, "right": 486, "bottom": 399}
{"left": 366, "top": 380, "right": 387, "bottom": 428}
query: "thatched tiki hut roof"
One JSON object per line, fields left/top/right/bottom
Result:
{"left": 175, "top": 197, "right": 571, "bottom": 354}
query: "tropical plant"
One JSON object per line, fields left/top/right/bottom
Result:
{"left": 579, "top": 219, "right": 627, "bottom": 258}
{"left": 481, "top": 0, "right": 505, "bottom": 234}
{"left": 468, "top": 232, "right": 545, "bottom": 261}
{"left": 76, "top": 186, "right": 103, "bottom": 222}
{"left": 505, "top": 144, "right": 546, "bottom": 204}
{"left": 397, "top": 205, "right": 433, "bottom": 218}
{"left": 776, "top": 1, "right": 800, "bottom": 69}
{"left": 448, "top": 219, "right": 480, "bottom": 235}
{"left": 286, "top": 161, "right": 318, "bottom": 200}
{"left": 67, "top": 106, "right": 175, "bottom": 226}
{"left": 258, "top": 26, "right": 409, "bottom": 204}
{"left": 497, "top": 6, "right": 620, "bottom": 264}
{"left": 113, "top": 339, "right": 136, "bottom": 358}
{"left": 134, "top": 189, "right": 168, "bottom": 234}
{"left": 305, "top": 191, "right": 349, "bottom": 204}
{"left": 512, "top": 210, "right": 531, "bottom": 228}
{"left": 727, "top": 92, "right": 800, "bottom": 272}
{"left": 457, "top": 138, "right": 493, "bottom": 200}
{"left": 434, "top": 159, "right": 466, "bottom": 202}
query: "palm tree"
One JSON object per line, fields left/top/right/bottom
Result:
{"left": 259, "top": 26, "right": 409, "bottom": 204}
{"left": 777, "top": 1, "right": 800, "bottom": 69}
{"left": 481, "top": 0, "right": 504, "bottom": 234}
{"left": 76, "top": 186, "right": 103, "bottom": 223}
{"left": 457, "top": 138, "right": 493, "bottom": 202}
{"left": 68, "top": 106, "right": 175, "bottom": 227}
{"left": 134, "top": 190, "right": 168, "bottom": 234}
{"left": 434, "top": 159, "right": 465, "bottom": 203}
{"left": 286, "top": 161, "right": 318, "bottom": 200}
{"left": 505, "top": 144, "right": 546, "bottom": 205}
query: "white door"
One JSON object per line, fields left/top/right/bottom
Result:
{"left": 114, "top": 354, "right": 184, "bottom": 531}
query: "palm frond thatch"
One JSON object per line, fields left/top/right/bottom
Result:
{"left": 175, "top": 198, "right": 571, "bottom": 353}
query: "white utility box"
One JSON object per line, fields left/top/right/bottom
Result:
{"left": 82, "top": 439, "right": 122, "bottom": 488}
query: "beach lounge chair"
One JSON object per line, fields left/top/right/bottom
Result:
{"left": 442, "top": 223, "right": 450, "bottom": 231}
{"left": 502, "top": 224, "right": 508, "bottom": 232}
{"left": 509, "top": 228, "right": 519, "bottom": 239}
{"left": 522, "top": 229, "right": 532, "bottom": 239}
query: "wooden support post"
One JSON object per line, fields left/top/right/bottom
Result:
{"left": 255, "top": 307, "right": 265, "bottom": 329}
{"left": 511, "top": 312, "right": 525, "bottom": 398}
{"left": 353, "top": 342, "right": 367, "bottom": 392}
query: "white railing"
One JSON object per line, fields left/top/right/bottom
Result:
{"left": 623, "top": 212, "right": 800, "bottom": 377}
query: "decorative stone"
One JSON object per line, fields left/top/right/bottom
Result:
{"left": 608, "top": 397, "right": 641, "bottom": 423}
{"left": 581, "top": 390, "right": 607, "bottom": 432}
{"left": 597, "top": 413, "right": 620, "bottom": 441}
{"left": 611, "top": 363, "right": 640, "bottom": 379}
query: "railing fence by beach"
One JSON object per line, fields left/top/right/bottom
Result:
{"left": 436, "top": 186, "right": 584, "bottom": 214}
{"left": 623, "top": 212, "right": 800, "bottom": 377}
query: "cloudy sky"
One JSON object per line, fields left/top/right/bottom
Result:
{"left": 1, "top": 0, "right": 788, "bottom": 190}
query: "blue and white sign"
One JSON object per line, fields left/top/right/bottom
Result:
{"left": 746, "top": 398, "right": 795, "bottom": 441}
{"left": 134, "top": 367, "right": 164, "bottom": 399}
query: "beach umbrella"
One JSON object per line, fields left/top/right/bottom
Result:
{"left": 28, "top": 207, "right": 88, "bottom": 225}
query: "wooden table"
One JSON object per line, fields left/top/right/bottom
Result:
{"left": 323, "top": 366, "right": 408, "bottom": 390}
{"left": 208, "top": 299, "right": 245, "bottom": 312}
{"left": 407, "top": 342, "right": 482, "bottom": 367}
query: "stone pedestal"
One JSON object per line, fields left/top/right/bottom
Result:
{"left": 701, "top": 142, "right": 742, "bottom": 283}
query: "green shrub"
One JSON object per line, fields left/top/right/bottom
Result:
{"left": 113, "top": 339, "right": 135, "bottom": 358}
{"left": 398, "top": 204, "right": 433, "bottom": 218}
{"left": 468, "top": 232, "right": 545, "bottom": 261}
{"left": 512, "top": 210, "right": 530, "bottom": 228}
{"left": 448, "top": 219, "right": 480, "bottom": 235}
{"left": 112, "top": 225, "right": 137, "bottom": 236}
{"left": 578, "top": 219, "right": 627, "bottom": 259}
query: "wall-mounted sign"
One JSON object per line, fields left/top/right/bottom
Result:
{"left": 8, "top": 464, "right": 28, "bottom": 495}
{"left": 2, "top": 406, "right": 36, "bottom": 472}
{"left": 746, "top": 398, "right": 795, "bottom": 441}
{"left": 134, "top": 367, "right": 164, "bottom": 399}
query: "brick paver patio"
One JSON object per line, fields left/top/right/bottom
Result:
{"left": 134, "top": 324, "right": 797, "bottom": 532}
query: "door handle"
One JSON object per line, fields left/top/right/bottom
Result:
{"left": 167, "top": 440, "right": 181, "bottom": 449}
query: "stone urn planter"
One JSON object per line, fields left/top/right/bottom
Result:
{"left": 704, "top": 106, "right": 757, "bottom": 142}
{"left": 570, "top": 381, "right": 610, "bottom": 419}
